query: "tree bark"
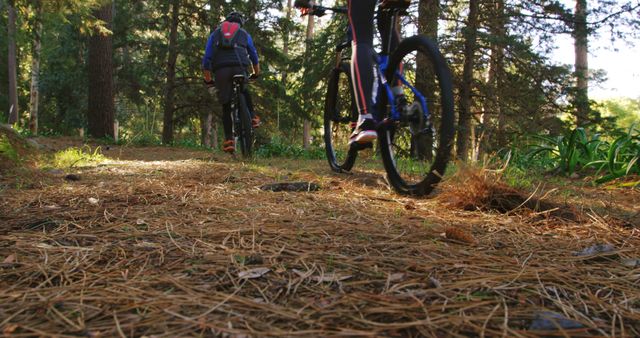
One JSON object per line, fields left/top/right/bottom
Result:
{"left": 162, "top": 0, "right": 180, "bottom": 145}
{"left": 479, "top": 0, "right": 506, "bottom": 154}
{"left": 29, "top": 0, "right": 43, "bottom": 135}
{"left": 415, "top": 0, "right": 439, "bottom": 161}
{"left": 303, "top": 13, "right": 315, "bottom": 149}
{"left": 7, "top": 0, "right": 19, "bottom": 125}
{"left": 456, "top": 0, "right": 480, "bottom": 161}
{"left": 88, "top": 2, "right": 116, "bottom": 139}
{"left": 574, "top": 0, "right": 589, "bottom": 126}
{"left": 282, "top": 0, "right": 293, "bottom": 86}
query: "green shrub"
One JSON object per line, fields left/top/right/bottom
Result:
{"left": 523, "top": 126, "right": 639, "bottom": 183}
{"left": 52, "top": 147, "right": 107, "bottom": 168}
{"left": 256, "top": 137, "right": 325, "bottom": 160}
{"left": 0, "top": 135, "right": 19, "bottom": 162}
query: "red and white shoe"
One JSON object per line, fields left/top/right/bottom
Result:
{"left": 349, "top": 118, "right": 378, "bottom": 145}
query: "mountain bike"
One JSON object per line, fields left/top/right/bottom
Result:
{"left": 230, "top": 74, "right": 255, "bottom": 157}
{"left": 296, "top": 0, "right": 456, "bottom": 196}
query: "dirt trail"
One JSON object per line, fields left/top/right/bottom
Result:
{"left": 1, "top": 140, "right": 639, "bottom": 337}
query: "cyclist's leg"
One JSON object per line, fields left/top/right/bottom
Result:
{"left": 377, "top": 10, "right": 405, "bottom": 100}
{"left": 347, "top": 0, "right": 378, "bottom": 144}
{"left": 215, "top": 67, "right": 235, "bottom": 151}
{"left": 377, "top": 10, "right": 400, "bottom": 56}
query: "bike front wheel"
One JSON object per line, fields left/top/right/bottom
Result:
{"left": 236, "top": 93, "right": 254, "bottom": 158}
{"left": 324, "top": 62, "right": 358, "bottom": 172}
{"left": 379, "top": 35, "right": 456, "bottom": 196}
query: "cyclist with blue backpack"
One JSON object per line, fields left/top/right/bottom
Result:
{"left": 202, "top": 12, "right": 261, "bottom": 154}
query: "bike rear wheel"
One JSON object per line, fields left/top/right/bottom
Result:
{"left": 324, "top": 62, "right": 358, "bottom": 172}
{"left": 379, "top": 35, "right": 456, "bottom": 196}
{"left": 236, "top": 93, "right": 254, "bottom": 157}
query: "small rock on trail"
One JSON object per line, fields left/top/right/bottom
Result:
{"left": 260, "top": 182, "right": 320, "bottom": 192}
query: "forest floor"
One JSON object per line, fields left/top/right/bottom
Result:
{"left": 1, "top": 137, "right": 639, "bottom": 337}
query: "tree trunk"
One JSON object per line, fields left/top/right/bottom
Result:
{"left": 29, "top": 0, "right": 43, "bottom": 135}
{"left": 201, "top": 0, "right": 223, "bottom": 148}
{"left": 574, "top": 0, "right": 589, "bottom": 126}
{"left": 88, "top": 2, "right": 116, "bottom": 139}
{"left": 415, "top": 0, "right": 439, "bottom": 161}
{"left": 456, "top": 0, "right": 480, "bottom": 161}
{"left": 480, "top": 0, "right": 506, "bottom": 153}
{"left": 162, "top": 0, "right": 180, "bottom": 145}
{"left": 7, "top": 0, "right": 19, "bottom": 125}
{"left": 493, "top": 0, "right": 507, "bottom": 149}
{"left": 282, "top": 0, "right": 293, "bottom": 86}
{"left": 303, "top": 13, "right": 315, "bottom": 149}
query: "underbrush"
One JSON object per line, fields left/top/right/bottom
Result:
{"left": 256, "top": 137, "right": 325, "bottom": 160}
{"left": 51, "top": 147, "right": 107, "bottom": 168}
{"left": 0, "top": 134, "right": 19, "bottom": 163}
{"left": 500, "top": 126, "right": 639, "bottom": 187}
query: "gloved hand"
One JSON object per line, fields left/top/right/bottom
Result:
{"left": 204, "top": 80, "right": 217, "bottom": 96}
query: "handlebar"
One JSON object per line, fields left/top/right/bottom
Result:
{"left": 294, "top": 0, "right": 346, "bottom": 16}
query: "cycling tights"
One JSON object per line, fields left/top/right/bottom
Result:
{"left": 348, "top": 0, "right": 401, "bottom": 119}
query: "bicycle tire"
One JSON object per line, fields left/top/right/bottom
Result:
{"left": 237, "top": 92, "right": 254, "bottom": 157}
{"left": 324, "top": 62, "right": 358, "bottom": 172}
{"left": 379, "top": 35, "right": 456, "bottom": 196}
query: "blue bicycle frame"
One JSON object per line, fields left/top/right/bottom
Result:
{"left": 377, "top": 55, "right": 431, "bottom": 125}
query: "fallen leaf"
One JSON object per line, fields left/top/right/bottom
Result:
{"left": 3, "top": 324, "right": 19, "bottom": 335}
{"left": 428, "top": 277, "right": 442, "bottom": 288}
{"left": 404, "top": 202, "right": 417, "bottom": 210}
{"left": 2, "top": 254, "right": 16, "bottom": 264}
{"left": 445, "top": 227, "right": 476, "bottom": 245}
{"left": 573, "top": 244, "right": 616, "bottom": 257}
{"left": 311, "top": 274, "right": 352, "bottom": 283}
{"left": 135, "top": 242, "right": 161, "bottom": 249}
{"left": 238, "top": 267, "right": 270, "bottom": 279}
{"left": 88, "top": 198, "right": 100, "bottom": 205}
{"left": 293, "top": 269, "right": 352, "bottom": 283}
{"left": 136, "top": 219, "right": 146, "bottom": 225}
{"left": 388, "top": 273, "right": 405, "bottom": 282}
{"left": 529, "top": 311, "right": 585, "bottom": 331}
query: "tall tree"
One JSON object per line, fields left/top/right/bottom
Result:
{"left": 29, "top": 0, "right": 43, "bottom": 134}
{"left": 7, "top": 0, "right": 19, "bottom": 125}
{"left": 479, "top": 0, "right": 507, "bottom": 153}
{"left": 282, "top": 0, "right": 293, "bottom": 86}
{"left": 87, "top": 1, "right": 115, "bottom": 138}
{"left": 162, "top": 0, "right": 180, "bottom": 144}
{"left": 302, "top": 13, "right": 314, "bottom": 150}
{"left": 415, "top": 0, "right": 440, "bottom": 161}
{"left": 573, "top": 0, "right": 589, "bottom": 127}
{"left": 456, "top": 0, "right": 480, "bottom": 161}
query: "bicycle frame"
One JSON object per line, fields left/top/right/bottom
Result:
{"left": 326, "top": 5, "right": 431, "bottom": 126}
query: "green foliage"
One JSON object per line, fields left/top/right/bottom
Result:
{"left": 0, "top": 135, "right": 19, "bottom": 162}
{"left": 524, "top": 127, "right": 640, "bottom": 183}
{"left": 598, "top": 98, "right": 640, "bottom": 132}
{"left": 52, "top": 147, "right": 106, "bottom": 168}
{"left": 256, "top": 136, "right": 324, "bottom": 160}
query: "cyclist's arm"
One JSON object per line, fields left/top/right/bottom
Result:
{"left": 202, "top": 33, "right": 217, "bottom": 82}
{"left": 246, "top": 34, "right": 260, "bottom": 76}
